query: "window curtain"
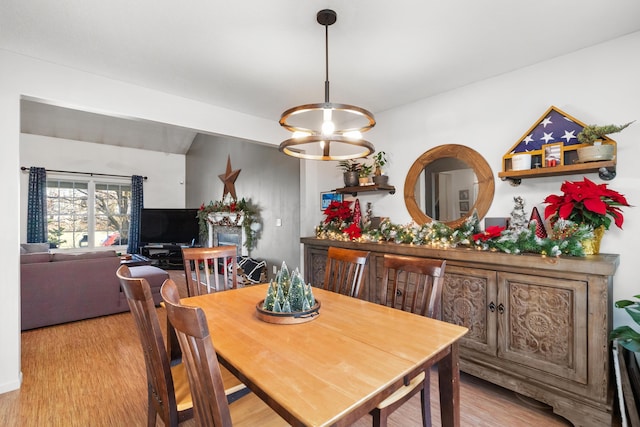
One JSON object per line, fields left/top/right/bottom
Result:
{"left": 27, "top": 167, "right": 47, "bottom": 243}
{"left": 127, "top": 175, "right": 144, "bottom": 255}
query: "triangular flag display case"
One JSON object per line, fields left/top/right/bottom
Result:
{"left": 499, "top": 106, "right": 617, "bottom": 185}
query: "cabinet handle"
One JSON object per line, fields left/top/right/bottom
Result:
{"left": 498, "top": 303, "right": 505, "bottom": 314}
{"left": 489, "top": 302, "right": 496, "bottom": 312}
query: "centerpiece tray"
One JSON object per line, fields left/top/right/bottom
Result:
{"left": 255, "top": 299, "right": 321, "bottom": 324}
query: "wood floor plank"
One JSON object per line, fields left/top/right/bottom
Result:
{"left": 0, "top": 269, "right": 574, "bottom": 426}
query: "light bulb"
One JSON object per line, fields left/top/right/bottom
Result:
{"left": 322, "top": 120, "right": 335, "bottom": 135}
{"left": 322, "top": 108, "right": 334, "bottom": 135}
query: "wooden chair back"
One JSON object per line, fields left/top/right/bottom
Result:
{"left": 323, "top": 246, "right": 370, "bottom": 298}
{"left": 181, "top": 246, "right": 238, "bottom": 295}
{"left": 371, "top": 255, "right": 447, "bottom": 427}
{"left": 380, "top": 254, "right": 447, "bottom": 320}
{"left": 161, "top": 279, "right": 233, "bottom": 427}
{"left": 115, "top": 265, "right": 192, "bottom": 427}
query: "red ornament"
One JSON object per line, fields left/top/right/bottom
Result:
{"left": 353, "top": 199, "right": 362, "bottom": 228}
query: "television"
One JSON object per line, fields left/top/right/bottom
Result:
{"left": 139, "top": 208, "right": 199, "bottom": 246}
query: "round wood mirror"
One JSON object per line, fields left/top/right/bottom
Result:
{"left": 404, "top": 144, "right": 495, "bottom": 228}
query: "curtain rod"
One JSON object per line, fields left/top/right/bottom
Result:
{"left": 20, "top": 166, "right": 147, "bottom": 180}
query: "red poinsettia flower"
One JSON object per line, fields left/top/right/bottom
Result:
{"left": 473, "top": 225, "right": 505, "bottom": 242}
{"left": 544, "top": 177, "right": 631, "bottom": 230}
{"left": 343, "top": 223, "right": 362, "bottom": 240}
{"left": 323, "top": 201, "right": 353, "bottom": 224}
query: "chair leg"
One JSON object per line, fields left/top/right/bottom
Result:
{"left": 371, "top": 408, "right": 388, "bottom": 427}
{"left": 147, "top": 394, "right": 157, "bottom": 427}
{"left": 420, "top": 377, "right": 432, "bottom": 427}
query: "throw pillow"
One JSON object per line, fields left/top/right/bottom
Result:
{"left": 238, "top": 257, "right": 267, "bottom": 283}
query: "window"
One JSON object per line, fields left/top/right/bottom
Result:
{"left": 46, "top": 178, "right": 131, "bottom": 249}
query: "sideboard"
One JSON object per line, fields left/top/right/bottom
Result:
{"left": 301, "top": 237, "right": 619, "bottom": 426}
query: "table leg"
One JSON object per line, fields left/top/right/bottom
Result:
{"left": 438, "top": 342, "right": 460, "bottom": 427}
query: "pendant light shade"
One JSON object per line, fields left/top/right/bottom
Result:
{"left": 279, "top": 9, "right": 376, "bottom": 161}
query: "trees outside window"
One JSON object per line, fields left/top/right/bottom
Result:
{"left": 46, "top": 179, "right": 131, "bottom": 249}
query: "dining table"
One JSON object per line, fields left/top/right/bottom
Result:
{"left": 181, "top": 284, "right": 468, "bottom": 427}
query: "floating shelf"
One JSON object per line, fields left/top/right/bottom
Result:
{"left": 499, "top": 160, "right": 616, "bottom": 185}
{"left": 335, "top": 184, "right": 396, "bottom": 196}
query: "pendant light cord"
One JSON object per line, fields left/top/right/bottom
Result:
{"left": 324, "top": 23, "right": 330, "bottom": 103}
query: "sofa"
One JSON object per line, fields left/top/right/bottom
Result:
{"left": 20, "top": 249, "right": 169, "bottom": 330}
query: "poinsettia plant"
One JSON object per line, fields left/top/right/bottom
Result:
{"left": 317, "top": 200, "right": 362, "bottom": 240}
{"left": 543, "top": 177, "right": 631, "bottom": 231}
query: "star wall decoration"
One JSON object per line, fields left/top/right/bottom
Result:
{"left": 218, "top": 155, "right": 241, "bottom": 200}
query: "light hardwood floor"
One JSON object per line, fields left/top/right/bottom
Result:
{"left": 0, "top": 270, "right": 574, "bottom": 426}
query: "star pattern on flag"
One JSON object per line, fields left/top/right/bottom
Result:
{"left": 511, "top": 108, "right": 584, "bottom": 153}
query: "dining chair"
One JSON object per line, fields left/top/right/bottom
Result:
{"left": 322, "top": 246, "right": 370, "bottom": 298}
{"left": 370, "top": 254, "right": 447, "bottom": 427}
{"left": 161, "top": 279, "right": 289, "bottom": 427}
{"left": 116, "top": 265, "right": 245, "bottom": 427}
{"left": 181, "top": 246, "right": 239, "bottom": 296}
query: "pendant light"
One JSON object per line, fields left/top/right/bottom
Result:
{"left": 279, "top": 9, "right": 376, "bottom": 161}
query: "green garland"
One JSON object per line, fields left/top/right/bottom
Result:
{"left": 317, "top": 212, "right": 592, "bottom": 257}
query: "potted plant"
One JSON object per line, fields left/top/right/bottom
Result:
{"left": 337, "top": 160, "right": 362, "bottom": 187}
{"left": 611, "top": 295, "right": 640, "bottom": 353}
{"left": 372, "top": 151, "right": 389, "bottom": 185}
{"left": 610, "top": 294, "right": 640, "bottom": 420}
{"left": 543, "top": 177, "right": 631, "bottom": 254}
{"left": 576, "top": 121, "right": 634, "bottom": 162}
{"left": 358, "top": 163, "right": 373, "bottom": 186}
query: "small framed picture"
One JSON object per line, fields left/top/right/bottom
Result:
{"left": 459, "top": 189, "right": 469, "bottom": 201}
{"left": 542, "top": 143, "right": 563, "bottom": 167}
{"left": 321, "top": 191, "right": 343, "bottom": 211}
{"left": 459, "top": 201, "right": 469, "bottom": 212}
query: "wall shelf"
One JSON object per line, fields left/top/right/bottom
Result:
{"left": 335, "top": 184, "right": 396, "bottom": 196}
{"left": 499, "top": 160, "right": 616, "bottom": 185}
{"left": 500, "top": 106, "right": 617, "bottom": 186}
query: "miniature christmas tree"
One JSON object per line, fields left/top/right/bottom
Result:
{"left": 262, "top": 262, "right": 317, "bottom": 312}
{"left": 288, "top": 269, "right": 306, "bottom": 311}
{"left": 529, "top": 206, "right": 547, "bottom": 238}
{"left": 509, "top": 196, "right": 529, "bottom": 232}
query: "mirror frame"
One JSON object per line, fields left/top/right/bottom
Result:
{"left": 404, "top": 144, "right": 495, "bottom": 229}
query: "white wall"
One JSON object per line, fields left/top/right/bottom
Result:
{"left": 304, "top": 31, "right": 640, "bottom": 329}
{"left": 20, "top": 134, "right": 187, "bottom": 242}
{"left": 0, "top": 49, "right": 287, "bottom": 394}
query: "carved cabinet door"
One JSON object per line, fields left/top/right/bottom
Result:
{"left": 496, "top": 272, "right": 588, "bottom": 384}
{"left": 442, "top": 265, "right": 498, "bottom": 356}
{"left": 305, "top": 246, "right": 328, "bottom": 288}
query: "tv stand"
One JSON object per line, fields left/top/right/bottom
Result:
{"left": 141, "top": 244, "right": 186, "bottom": 270}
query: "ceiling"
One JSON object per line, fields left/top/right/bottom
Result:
{"left": 4, "top": 1, "right": 640, "bottom": 154}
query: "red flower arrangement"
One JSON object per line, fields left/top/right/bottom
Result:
{"left": 323, "top": 200, "right": 353, "bottom": 224}
{"left": 543, "top": 177, "right": 631, "bottom": 230}
{"left": 320, "top": 200, "right": 362, "bottom": 240}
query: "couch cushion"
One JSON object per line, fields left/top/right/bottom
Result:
{"left": 51, "top": 250, "right": 117, "bottom": 262}
{"left": 20, "top": 243, "right": 50, "bottom": 253}
{"left": 20, "top": 252, "right": 52, "bottom": 264}
{"left": 128, "top": 265, "right": 170, "bottom": 305}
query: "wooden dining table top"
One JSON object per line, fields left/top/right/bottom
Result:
{"left": 183, "top": 284, "right": 468, "bottom": 427}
